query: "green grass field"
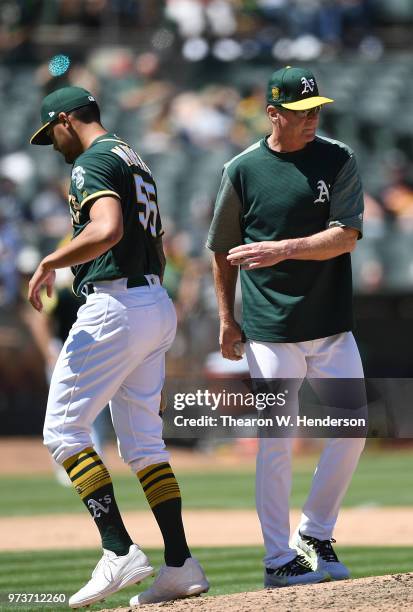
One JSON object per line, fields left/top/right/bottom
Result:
{"left": 0, "top": 546, "right": 412, "bottom": 612}
{"left": 1, "top": 450, "right": 412, "bottom": 517}
{"left": 0, "top": 450, "right": 411, "bottom": 611}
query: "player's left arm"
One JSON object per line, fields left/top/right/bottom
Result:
{"left": 228, "top": 153, "right": 363, "bottom": 269}
{"left": 28, "top": 196, "right": 122, "bottom": 310}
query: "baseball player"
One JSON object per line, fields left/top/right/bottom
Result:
{"left": 207, "top": 67, "right": 365, "bottom": 587}
{"left": 29, "top": 86, "right": 208, "bottom": 608}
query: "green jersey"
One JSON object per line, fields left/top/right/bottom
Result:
{"left": 68, "top": 133, "right": 163, "bottom": 296}
{"left": 207, "top": 136, "right": 364, "bottom": 343}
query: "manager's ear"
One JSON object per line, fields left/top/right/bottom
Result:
{"left": 267, "top": 104, "right": 280, "bottom": 125}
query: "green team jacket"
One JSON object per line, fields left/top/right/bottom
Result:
{"left": 207, "top": 135, "right": 364, "bottom": 343}
{"left": 68, "top": 133, "right": 163, "bottom": 296}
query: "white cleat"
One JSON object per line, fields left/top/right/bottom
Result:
{"left": 130, "top": 557, "right": 209, "bottom": 605}
{"left": 69, "top": 544, "right": 154, "bottom": 608}
{"left": 291, "top": 529, "right": 350, "bottom": 580}
{"left": 264, "top": 554, "right": 330, "bottom": 588}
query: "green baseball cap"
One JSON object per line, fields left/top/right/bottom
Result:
{"left": 30, "top": 86, "right": 98, "bottom": 145}
{"left": 267, "top": 66, "right": 333, "bottom": 110}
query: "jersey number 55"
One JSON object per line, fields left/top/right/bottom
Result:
{"left": 134, "top": 173, "right": 158, "bottom": 238}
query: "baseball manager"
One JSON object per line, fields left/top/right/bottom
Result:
{"left": 207, "top": 66, "right": 365, "bottom": 588}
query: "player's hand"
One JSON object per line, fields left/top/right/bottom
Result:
{"left": 227, "top": 241, "right": 287, "bottom": 270}
{"left": 220, "top": 319, "right": 243, "bottom": 361}
{"left": 28, "top": 261, "right": 56, "bottom": 312}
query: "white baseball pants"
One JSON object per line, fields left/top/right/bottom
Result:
{"left": 43, "top": 278, "right": 176, "bottom": 473}
{"left": 246, "top": 332, "right": 365, "bottom": 569}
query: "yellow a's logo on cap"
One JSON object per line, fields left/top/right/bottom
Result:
{"left": 272, "top": 87, "right": 280, "bottom": 101}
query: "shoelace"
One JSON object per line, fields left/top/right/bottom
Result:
{"left": 304, "top": 535, "right": 339, "bottom": 563}
{"left": 91, "top": 552, "right": 118, "bottom": 580}
{"left": 273, "top": 555, "right": 313, "bottom": 576}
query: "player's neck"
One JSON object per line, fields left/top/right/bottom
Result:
{"left": 79, "top": 124, "right": 108, "bottom": 152}
{"left": 267, "top": 132, "right": 308, "bottom": 153}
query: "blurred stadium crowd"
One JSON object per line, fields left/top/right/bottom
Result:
{"left": 0, "top": 0, "right": 402, "bottom": 67}
{"left": 2, "top": 0, "right": 413, "bottom": 411}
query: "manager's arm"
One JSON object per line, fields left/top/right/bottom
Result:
{"left": 208, "top": 168, "right": 244, "bottom": 360}
{"left": 212, "top": 253, "right": 243, "bottom": 361}
{"left": 227, "top": 226, "right": 358, "bottom": 269}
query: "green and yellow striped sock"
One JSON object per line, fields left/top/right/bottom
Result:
{"left": 64, "top": 447, "right": 133, "bottom": 556}
{"left": 138, "top": 462, "right": 191, "bottom": 567}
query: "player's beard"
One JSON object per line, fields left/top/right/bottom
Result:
{"left": 54, "top": 141, "right": 78, "bottom": 164}
{"left": 64, "top": 153, "right": 75, "bottom": 164}
{"left": 59, "top": 148, "right": 77, "bottom": 164}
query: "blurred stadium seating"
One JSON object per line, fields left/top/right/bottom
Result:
{"left": 2, "top": 1, "right": 413, "bottom": 431}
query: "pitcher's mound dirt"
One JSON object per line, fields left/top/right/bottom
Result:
{"left": 98, "top": 573, "right": 413, "bottom": 612}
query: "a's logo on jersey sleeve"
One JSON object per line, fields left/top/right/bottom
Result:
{"left": 314, "top": 180, "right": 330, "bottom": 204}
{"left": 71, "top": 166, "right": 86, "bottom": 190}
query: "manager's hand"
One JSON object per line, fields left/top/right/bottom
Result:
{"left": 220, "top": 319, "right": 243, "bottom": 361}
{"left": 227, "top": 241, "right": 287, "bottom": 270}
